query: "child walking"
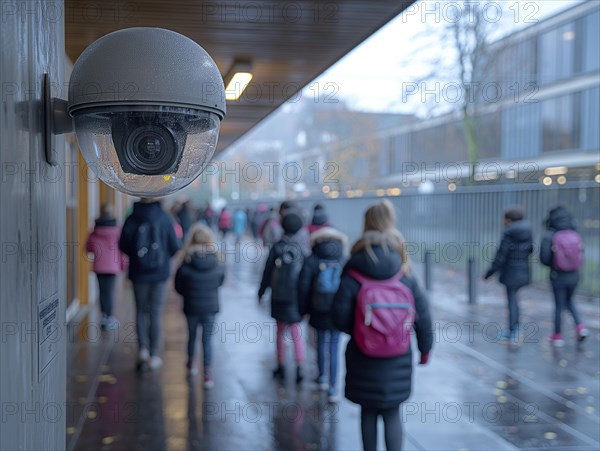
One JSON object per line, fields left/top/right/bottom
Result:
{"left": 258, "top": 209, "right": 309, "bottom": 383}
{"left": 86, "top": 203, "right": 127, "bottom": 330}
{"left": 484, "top": 207, "right": 534, "bottom": 342}
{"left": 540, "top": 206, "right": 588, "bottom": 346}
{"left": 175, "top": 224, "right": 225, "bottom": 387}
{"left": 298, "top": 226, "right": 348, "bottom": 402}
{"left": 332, "top": 200, "right": 433, "bottom": 451}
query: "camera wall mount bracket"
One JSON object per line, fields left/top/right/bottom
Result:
{"left": 43, "top": 73, "right": 73, "bottom": 166}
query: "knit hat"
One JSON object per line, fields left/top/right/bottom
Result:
{"left": 279, "top": 200, "right": 297, "bottom": 216}
{"left": 311, "top": 204, "right": 328, "bottom": 226}
{"left": 281, "top": 209, "right": 303, "bottom": 235}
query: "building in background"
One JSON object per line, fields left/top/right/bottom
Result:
{"left": 345, "top": 1, "right": 599, "bottom": 192}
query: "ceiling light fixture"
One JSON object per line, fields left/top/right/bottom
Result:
{"left": 224, "top": 59, "right": 253, "bottom": 101}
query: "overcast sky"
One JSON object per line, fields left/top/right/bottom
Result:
{"left": 309, "top": 0, "right": 585, "bottom": 113}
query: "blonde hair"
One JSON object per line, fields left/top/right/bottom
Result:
{"left": 181, "top": 223, "right": 222, "bottom": 262}
{"left": 187, "top": 224, "right": 214, "bottom": 246}
{"left": 352, "top": 200, "right": 410, "bottom": 274}
{"left": 363, "top": 199, "right": 396, "bottom": 233}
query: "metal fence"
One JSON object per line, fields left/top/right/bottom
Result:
{"left": 287, "top": 183, "right": 600, "bottom": 299}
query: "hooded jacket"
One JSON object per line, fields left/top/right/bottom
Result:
{"left": 332, "top": 231, "right": 434, "bottom": 409}
{"left": 175, "top": 246, "right": 225, "bottom": 316}
{"left": 487, "top": 219, "right": 534, "bottom": 289}
{"left": 119, "top": 201, "right": 180, "bottom": 282}
{"left": 86, "top": 217, "right": 126, "bottom": 274}
{"left": 298, "top": 227, "right": 348, "bottom": 330}
{"left": 540, "top": 207, "right": 580, "bottom": 286}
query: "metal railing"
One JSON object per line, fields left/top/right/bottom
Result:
{"left": 289, "top": 183, "right": 599, "bottom": 298}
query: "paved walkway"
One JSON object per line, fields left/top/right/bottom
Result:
{"left": 66, "top": 238, "right": 600, "bottom": 451}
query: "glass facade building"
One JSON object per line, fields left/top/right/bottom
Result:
{"left": 330, "top": 2, "right": 600, "bottom": 185}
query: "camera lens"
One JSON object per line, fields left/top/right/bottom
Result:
{"left": 123, "top": 124, "right": 179, "bottom": 175}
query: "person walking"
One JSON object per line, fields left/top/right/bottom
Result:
{"left": 119, "top": 198, "right": 180, "bottom": 370}
{"left": 260, "top": 207, "right": 283, "bottom": 248}
{"left": 232, "top": 208, "right": 247, "bottom": 243}
{"left": 203, "top": 203, "right": 215, "bottom": 230}
{"left": 258, "top": 209, "right": 309, "bottom": 383}
{"left": 218, "top": 207, "right": 232, "bottom": 240}
{"left": 175, "top": 224, "right": 225, "bottom": 387}
{"left": 540, "top": 206, "right": 588, "bottom": 347}
{"left": 252, "top": 204, "right": 268, "bottom": 241}
{"left": 298, "top": 226, "right": 347, "bottom": 402}
{"left": 332, "top": 200, "right": 433, "bottom": 451}
{"left": 177, "top": 200, "right": 195, "bottom": 240}
{"left": 168, "top": 202, "right": 184, "bottom": 241}
{"left": 86, "top": 203, "right": 127, "bottom": 330}
{"left": 484, "top": 207, "right": 533, "bottom": 342}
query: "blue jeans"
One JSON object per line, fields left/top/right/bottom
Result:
{"left": 506, "top": 286, "right": 520, "bottom": 332}
{"left": 316, "top": 330, "right": 340, "bottom": 387}
{"left": 552, "top": 283, "right": 580, "bottom": 334}
{"left": 186, "top": 314, "right": 216, "bottom": 368}
{"left": 132, "top": 281, "right": 168, "bottom": 356}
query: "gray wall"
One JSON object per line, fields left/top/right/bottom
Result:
{"left": 1, "top": 2, "right": 67, "bottom": 449}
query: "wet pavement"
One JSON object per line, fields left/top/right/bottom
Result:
{"left": 66, "top": 237, "right": 600, "bottom": 451}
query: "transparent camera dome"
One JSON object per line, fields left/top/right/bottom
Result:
{"left": 73, "top": 106, "right": 220, "bottom": 196}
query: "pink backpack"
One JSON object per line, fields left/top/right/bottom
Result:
{"left": 552, "top": 230, "right": 583, "bottom": 271}
{"left": 347, "top": 269, "right": 416, "bottom": 358}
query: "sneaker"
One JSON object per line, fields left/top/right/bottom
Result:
{"left": 327, "top": 387, "right": 339, "bottom": 403}
{"left": 315, "top": 375, "right": 328, "bottom": 391}
{"left": 497, "top": 331, "right": 511, "bottom": 342}
{"left": 204, "top": 370, "right": 214, "bottom": 389}
{"left": 548, "top": 333, "right": 565, "bottom": 347}
{"left": 186, "top": 359, "right": 198, "bottom": 377}
{"left": 148, "top": 356, "right": 163, "bottom": 370}
{"left": 136, "top": 348, "right": 150, "bottom": 371}
{"left": 273, "top": 365, "right": 285, "bottom": 380}
{"left": 498, "top": 328, "right": 519, "bottom": 343}
{"left": 138, "top": 348, "right": 150, "bottom": 363}
{"left": 101, "top": 316, "right": 119, "bottom": 331}
{"left": 576, "top": 324, "right": 589, "bottom": 342}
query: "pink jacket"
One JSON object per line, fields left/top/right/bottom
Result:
{"left": 86, "top": 226, "right": 127, "bottom": 274}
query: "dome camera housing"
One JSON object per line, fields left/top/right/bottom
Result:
{"left": 67, "top": 28, "right": 226, "bottom": 196}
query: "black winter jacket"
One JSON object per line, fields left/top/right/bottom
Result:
{"left": 175, "top": 248, "right": 225, "bottom": 316}
{"left": 540, "top": 207, "right": 580, "bottom": 286}
{"left": 298, "top": 227, "right": 347, "bottom": 330}
{"left": 332, "top": 237, "right": 434, "bottom": 409}
{"left": 119, "top": 201, "right": 180, "bottom": 283}
{"left": 259, "top": 233, "right": 309, "bottom": 324}
{"left": 487, "top": 219, "right": 533, "bottom": 289}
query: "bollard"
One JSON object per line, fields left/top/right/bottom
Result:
{"left": 424, "top": 250, "right": 433, "bottom": 291}
{"left": 468, "top": 257, "right": 477, "bottom": 304}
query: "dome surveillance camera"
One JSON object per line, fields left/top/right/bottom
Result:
{"left": 47, "top": 27, "right": 225, "bottom": 197}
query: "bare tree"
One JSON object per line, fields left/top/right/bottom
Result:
{"left": 398, "top": 1, "right": 500, "bottom": 179}
{"left": 448, "top": 2, "right": 497, "bottom": 177}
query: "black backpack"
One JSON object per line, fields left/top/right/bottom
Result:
{"left": 270, "top": 239, "right": 303, "bottom": 304}
{"left": 311, "top": 259, "right": 342, "bottom": 312}
{"left": 135, "top": 222, "right": 165, "bottom": 272}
